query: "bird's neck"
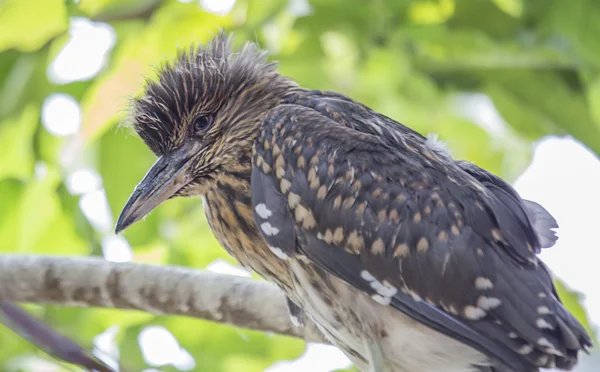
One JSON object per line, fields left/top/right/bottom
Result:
{"left": 203, "top": 166, "right": 293, "bottom": 290}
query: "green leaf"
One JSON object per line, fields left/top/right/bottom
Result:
{"left": 408, "top": 0, "right": 454, "bottom": 25}
{"left": 587, "top": 76, "right": 600, "bottom": 128}
{"left": 240, "top": 0, "right": 288, "bottom": 28}
{"left": 165, "top": 199, "right": 235, "bottom": 269}
{"left": 0, "top": 167, "right": 87, "bottom": 254}
{"left": 276, "top": 34, "right": 329, "bottom": 90}
{"left": 0, "top": 104, "right": 38, "bottom": 180}
{"left": 491, "top": 0, "right": 523, "bottom": 18}
{"left": 0, "top": 53, "right": 40, "bottom": 117}
{"left": 0, "top": 0, "right": 68, "bottom": 53}
{"left": 4, "top": 170, "right": 61, "bottom": 252}
{"left": 535, "top": 0, "right": 600, "bottom": 68}
{"left": 0, "top": 179, "right": 26, "bottom": 239}
{"left": 115, "top": 315, "right": 306, "bottom": 372}
{"left": 485, "top": 71, "right": 600, "bottom": 155}
{"left": 451, "top": 0, "right": 520, "bottom": 38}
{"left": 405, "top": 27, "right": 573, "bottom": 70}
{"left": 485, "top": 83, "right": 555, "bottom": 140}
{"left": 165, "top": 316, "right": 305, "bottom": 372}
{"left": 78, "top": 0, "right": 160, "bottom": 20}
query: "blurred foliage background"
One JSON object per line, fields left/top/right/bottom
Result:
{"left": 0, "top": 0, "right": 599, "bottom": 371}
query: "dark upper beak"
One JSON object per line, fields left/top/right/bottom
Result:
{"left": 115, "top": 142, "right": 199, "bottom": 233}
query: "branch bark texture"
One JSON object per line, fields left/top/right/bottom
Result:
{"left": 0, "top": 255, "right": 323, "bottom": 343}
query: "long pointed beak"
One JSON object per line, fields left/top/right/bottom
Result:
{"left": 115, "top": 142, "right": 198, "bottom": 233}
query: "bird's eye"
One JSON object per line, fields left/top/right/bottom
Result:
{"left": 193, "top": 115, "right": 213, "bottom": 134}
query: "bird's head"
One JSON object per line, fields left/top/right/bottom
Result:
{"left": 115, "top": 33, "right": 293, "bottom": 233}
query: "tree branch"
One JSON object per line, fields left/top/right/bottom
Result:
{"left": 0, "top": 255, "right": 324, "bottom": 343}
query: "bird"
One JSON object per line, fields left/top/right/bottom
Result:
{"left": 115, "top": 33, "right": 592, "bottom": 372}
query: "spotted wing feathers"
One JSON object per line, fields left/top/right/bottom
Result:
{"left": 251, "top": 99, "right": 591, "bottom": 371}
{"left": 251, "top": 166, "right": 297, "bottom": 260}
{"left": 457, "top": 161, "right": 558, "bottom": 249}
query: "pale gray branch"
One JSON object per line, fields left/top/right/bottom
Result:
{"left": 0, "top": 255, "right": 324, "bottom": 343}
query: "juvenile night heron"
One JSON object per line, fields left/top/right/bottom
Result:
{"left": 115, "top": 34, "right": 592, "bottom": 372}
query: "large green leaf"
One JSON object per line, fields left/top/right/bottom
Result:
{"left": 0, "top": 52, "right": 49, "bottom": 118}
{"left": 0, "top": 0, "right": 68, "bottom": 53}
{"left": 485, "top": 83, "right": 555, "bottom": 140}
{"left": 485, "top": 71, "right": 600, "bottom": 154}
{"left": 534, "top": 0, "right": 600, "bottom": 68}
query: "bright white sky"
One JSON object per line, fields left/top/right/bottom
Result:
{"left": 35, "top": 1, "right": 599, "bottom": 371}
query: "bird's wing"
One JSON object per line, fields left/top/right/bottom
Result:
{"left": 251, "top": 103, "right": 591, "bottom": 371}
{"left": 457, "top": 161, "right": 559, "bottom": 249}
{"left": 286, "top": 89, "right": 560, "bottom": 253}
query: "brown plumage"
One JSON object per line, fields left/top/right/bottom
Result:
{"left": 116, "top": 33, "right": 592, "bottom": 372}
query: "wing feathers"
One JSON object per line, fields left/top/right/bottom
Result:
{"left": 251, "top": 98, "right": 591, "bottom": 371}
{"left": 522, "top": 200, "right": 559, "bottom": 248}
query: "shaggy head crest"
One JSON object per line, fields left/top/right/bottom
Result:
{"left": 130, "top": 33, "right": 288, "bottom": 156}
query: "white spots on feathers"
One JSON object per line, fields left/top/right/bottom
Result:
{"left": 371, "top": 294, "right": 391, "bottom": 305}
{"left": 360, "top": 270, "right": 398, "bottom": 305}
{"left": 261, "top": 222, "right": 279, "bottom": 236}
{"left": 255, "top": 203, "right": 272, "bottom": 219}
{"left": 474, "top": 277, "right": 494, "bottom": 290}
{"left": 477, "top": 296, "right": 502, "bottom": 310}
{"left": 517, "top": 344, "right": 533, "bottom": 355}
{"left": 537, "top": 306, "right": 551, "bottom": 315}
{"left": 377, "top": 281, "right": 398, "bottom": 298}
{"left": 425, "top": 133, "right": 452, "bottom": 158}
{"left": 464, "top": 296, "right": 500, "bottom": 320}
{"left": 536, "top": 318, "right": 554, "bottom": 330}
{"left": 256, "top": 204, "right": 287, "bottom": 259}
{"left": 269, "top": 246, "right": 290, "bottom": 260}
{"left": 464, "top": 305, "right": 486, "bottom": 320}
{"left": 360, "top": 270, "right": 376, "bottom": 281}
{"left": 537, "top": 337, "right": 563, "bottom": 357}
